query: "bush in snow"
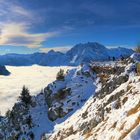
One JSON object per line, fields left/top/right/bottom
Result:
{"left": 56, "top": 69, "right": 65, "bottom": 81}
{"left": 55, "top": 88, "right": 67, "bottom": 100}
{"left": 26, "top": 115, "right": 33, "bottom": 128}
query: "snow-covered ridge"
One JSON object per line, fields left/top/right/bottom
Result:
{"left": 0, "top": 42, "right": 133, "bottom": 66}
{"left": 0, "top": 54, "right": 140, "bottom": 140}
{"left": 47, "top": 56, "right": 140, "bottom": 140}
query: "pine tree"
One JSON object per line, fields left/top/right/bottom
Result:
{"left": 113, "top": 56, "right": 115, "bottom": 61}
{"left": 19, "top": 86, "right": 31, "bottom": 106}
{"left": 56, "top": 69, "right": 65, "bottom": 80}
{"left": 26, "top": 115, "right": 32, "bottom": 128}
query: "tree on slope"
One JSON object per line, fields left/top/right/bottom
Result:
{"left": 56, "top": 69, "right": 65, "bottom": 80}
{"left": 19, "top": 86, "right": 31, "bottom": 106}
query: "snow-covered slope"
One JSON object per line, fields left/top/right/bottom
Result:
{"left": 108, "top": 47, "right": 134, "bottom": 58}
{"left": 0, "top": 53, "right": 140, "bottom": 140}
{"left": 0, "top": 64, "right": 96, "bottom": 140}
{"left": 47, "top": 55, "right": 140, "bottom": 140}
{"left": 0, "top": 42, "right": 133, "bottom": 66}
{"left": 67, "top": 42, "right": 109, "bottom": 65}
{"left": 38, "top": 50, "right": 70, "bottom": 66}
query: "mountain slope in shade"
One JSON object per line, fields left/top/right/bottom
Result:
{"left": 38, "top": 50, "right": 70, "bottom": 66}
{"left": 0, "top": 42, "right": 133, "bottom": 66}
{"left": 0, "top": 65, "right": 10, "bottom": 76}
{"left": 67, "top": 42, "right": 109, "bottom": 65}
{"left": 108, "top": 47, "right": 134, "bottom": 57}
{"left": 67, "top": 42, "right": 133, "bottom": 65}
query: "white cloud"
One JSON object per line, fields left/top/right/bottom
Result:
{"left": 0, "top": 23, "right": 59, "bottom": 48}
{"left": 39, "top": 46, "right": 72, "bottom": 53}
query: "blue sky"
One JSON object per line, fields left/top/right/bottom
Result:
{"left": 0, "top": 0, "right": 140, "bottom": 54}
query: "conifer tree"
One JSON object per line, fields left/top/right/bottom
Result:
{"left": 19, "top": 86, "right": 31, "bottom": 106}
{"left": 56, "top": 69, "right": 65, "bottom": 80}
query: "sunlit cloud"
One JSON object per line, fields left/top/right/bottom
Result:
{"left": 0, "top": 23, "right": 59, "bottom": 48}
{"left": 39, "top": 46, "right": 72, "bottom": 53}
{"left": 0, "top": 1, "right": 59, "bottom": 48}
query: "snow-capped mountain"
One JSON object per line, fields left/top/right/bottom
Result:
{"left": 37, "top": 50, "right": 70, "bottom": 66}
{"left": 0, "top": 42, "right": 133, "bottom": 66}
{"left": 0, "top": 53, "right": 140, "bottom": 140}
{"left": 67, "top": 42, "right": 109, "bottom": 65}
{"left": 67, "top": 42, "right": 133, "bottom": 65}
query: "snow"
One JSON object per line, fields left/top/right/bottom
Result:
{"left": 1, "top": 54, "right": 140, "bottom": 140}
{"left": 131, "top": 53, "right": 140, "bottom": 62}
{"left": 0, "top": 65, "right": 73, "bottom": 115}
{"left": 48, "top": 60, "right": 140, "bottom": 140}
{"left": 70, "top": 55, "right": 78, "bottom": 64}
{"left": 29, "top": 94, "right": 54, "bottom": 140}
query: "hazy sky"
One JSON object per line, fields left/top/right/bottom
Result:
{"left": 0, "top": 0, "right": 140, "bottom": 54}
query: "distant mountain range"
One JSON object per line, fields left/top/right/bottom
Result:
{"left": 0, "top": 42, "right": 133, "bottom": 66}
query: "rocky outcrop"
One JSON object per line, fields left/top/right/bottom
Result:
{"left": 48, "top": 59, "right": 139, "bottom": 140}
{"left": 44, "top": 65, "right": 95, "bottom": 121}
{"left": 0, "top": 65, "right": 10, "bottom": 76}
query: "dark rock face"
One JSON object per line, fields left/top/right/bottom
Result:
{"left": 0, "top": 65, "right": 10, "bottom": 76}
{"left": 45, "top": 86, "right": 71, "bottom": 121}
{"left": 95, "top": 75, "right": 129, "bottom": 99}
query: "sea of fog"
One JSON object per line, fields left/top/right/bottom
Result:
{"left": 0, "top": 65, "right": 73, "bottom": 115}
